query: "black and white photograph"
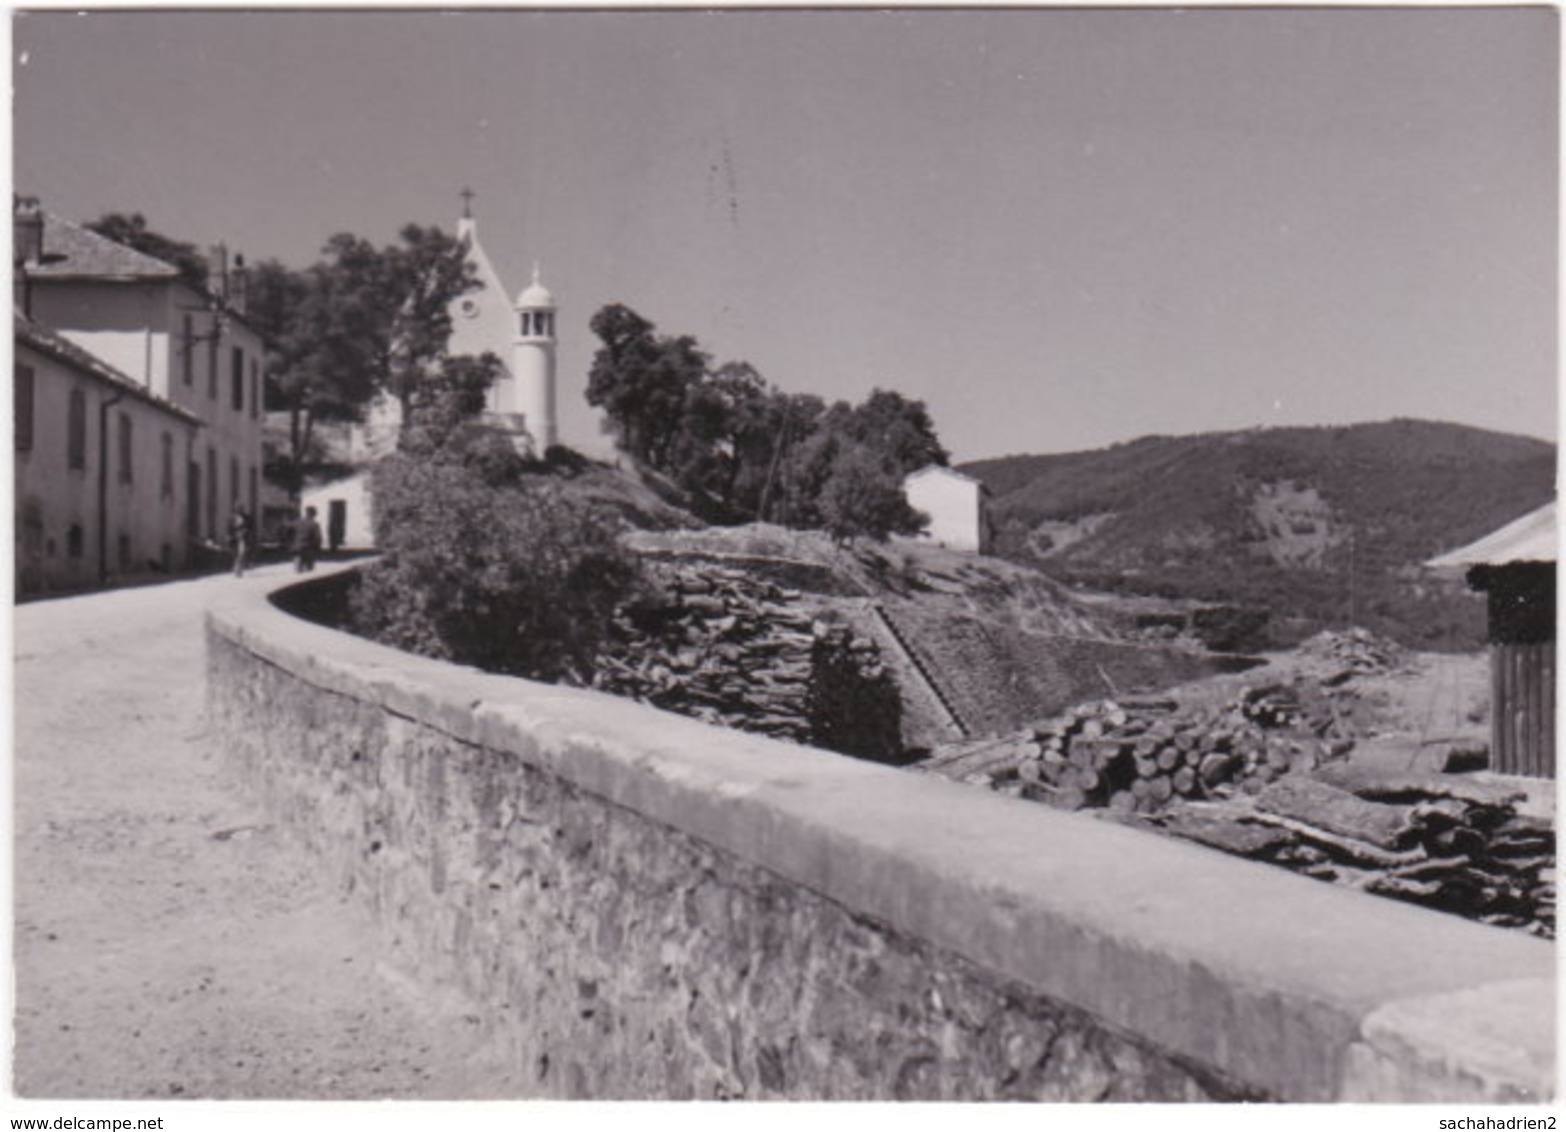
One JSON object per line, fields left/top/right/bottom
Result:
{"left": 8, "top": 3, "right": 1558, "bottom": 1117}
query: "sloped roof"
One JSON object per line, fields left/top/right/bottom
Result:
{"left": 1427, "top": 502, "right": 1556, "bottom": 569}
{"left": 25, "top": 211, "right": 182, "bottom": 280}
{"left": 906, "top": 465, "right": 978, "bottom": 485}
{"left": 14, "top": 314, "right": 202, "bottom": 425}
{"left": 905, "top": 464, "right": 992, "bottom": 495}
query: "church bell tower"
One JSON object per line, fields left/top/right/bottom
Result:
{"left": 512, "top": 264, "right": 558, "bottom": 454}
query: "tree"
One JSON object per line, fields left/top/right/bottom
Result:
{"left": 85, "top": 212, "right": 209, "bottom": 291}
{"left": 841, "top": 389, "right": 949, "bottom": 475}
{"left": 249, "top": 226, "right": 482, "bottom": 498}
{"left": 382, "top": 224, "right": 479, "bottom": 415}
{"left": 815, "top": 443, "right": 927, "bottom": 544}
{"left": 582, "top": 304, "right": 948, "bottom": 539}
{"left": 313, "top": 225, "right": 479, "bottom": 420}
{"left": 586, "top": 304, "right": 708, "bottom": 469}
{"left": 400, "top": 352, "right": 505, "bottom": 456}
{"left": 246, "top": 259, "right": 357, "bottom": 498}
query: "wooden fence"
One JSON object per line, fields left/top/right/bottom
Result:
{"left": 1491, "top": 641, "right": 1555, "bottom": 779}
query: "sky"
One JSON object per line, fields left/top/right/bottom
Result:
{"left": 10, "top": 6, "right": 1559, "bottom": 463}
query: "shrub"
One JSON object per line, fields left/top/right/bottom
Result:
{"left": 350, "top": 447, "right": 644, "bottom": 683}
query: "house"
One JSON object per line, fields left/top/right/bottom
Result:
{"left": 1427, "top": 502, "right": 1556, "bottom": 778}
{"left": 16, "top": 201, "right": 267, "bottom": 552}
{"left": 14, "top": 314, "right": 202, "bottom": 595}
{"left": 904, "top": 465, "right": 992, "bottom": 554}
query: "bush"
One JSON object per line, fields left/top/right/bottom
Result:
{"left": 349, "top": 446, "right": 644, "bottom": 683}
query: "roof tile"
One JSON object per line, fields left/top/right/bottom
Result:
{"left": 26, "top": 212, "right": 182, "bottom": 280}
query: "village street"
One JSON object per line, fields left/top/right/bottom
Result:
{"left": 12, "top": 567, "right": 524, "bottom": 1099}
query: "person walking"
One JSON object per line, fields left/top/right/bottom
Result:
{"left": 293, "top": 506, "right": 324, "bottom": 573}
{"left": 227, "top": 505, "right": 255, "bottom": 578}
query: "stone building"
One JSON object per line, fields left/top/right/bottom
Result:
{"left": 903, "top": 465, "right": 992, "bottom": 554}
{"left": 14, "top": 314, "right": 202, "bottom": 594}
{"left": 16, "top": 202, "right": 267, "bottom": 552}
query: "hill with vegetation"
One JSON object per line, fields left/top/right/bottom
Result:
{"left": 962, "top": 419, "right": 1555, "bottom": 650}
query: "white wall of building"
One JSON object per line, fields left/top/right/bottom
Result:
{"left": 33, "top": 277, "right": 267, "bottom": 547}
{"left": 300, "top": 471, "right": 376, "bottom": 552}
{"left": 905, "top": 467, "right": 990, "bottom": 554}
{"left": 15, "top": 340, "right": 199, "bottom": 595}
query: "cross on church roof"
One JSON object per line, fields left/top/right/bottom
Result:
{"left": 460, "top": 187, "right": 476, "bottom": 219}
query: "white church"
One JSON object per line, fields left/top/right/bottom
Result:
{"left": 301, "top": 197, "right": 559, "bottom": 549}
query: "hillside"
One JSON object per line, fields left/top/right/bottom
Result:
{"left": 622, "top": 523, "right": 1234, "bottom": 749}
{"left": 962, "top": 419, "right": 1555, "bottom": 649}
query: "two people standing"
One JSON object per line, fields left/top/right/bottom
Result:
{"left": 226, "top": 504, "right": 324, "bottom": 577}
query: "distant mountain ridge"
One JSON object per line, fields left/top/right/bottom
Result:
{"left": 960, "top": 419, "right": 1555, "bottom": 649}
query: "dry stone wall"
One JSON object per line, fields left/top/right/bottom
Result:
{"left": 207, "top": 625, "right": 1239, "bottom": 1101}
{"left": 203, "top": 571, "right": 1557, "bottom": 1103}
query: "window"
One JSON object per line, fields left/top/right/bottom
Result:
{"left": 248, "top": 465, "right": 258, "bottom": 522}
{"left": 186, "top": 460, "right": 201, "bottom": 540}
{"left": 160, "top": 432, "right": 174, "bottom": 499}
{"left": 208, "top": 333, "right": 220, "bottom": 399}
{"left": 118, "top": 413, "right": 133, "bottom": 483}
{"left": 182, "top": 315, "right": 194, "bottom": 385}
{"left": 251, "top": 358, "right": 261, "bottom": 420}
{"left": 206, "top": 446, "right": 217, "bottom": 537}
{"left": 117, "top": 533, "right": 131, "bottom": 571}
{"left": 230, "top": 455, "right": 239, "bottom": 505}
{"left": 67, "top": 524, "right": 83, "bottom": 558}
{"left": 67, "top": 389, "right": 87, "bottom": 470}
{"left": 232, "top": 347, "right": 244, "bottom": 412}
{"left": 15, "top": 364, "right": 34, "bottom": 452}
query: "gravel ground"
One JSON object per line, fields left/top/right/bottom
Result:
{"left": 12, "top": 565, "right": 526, "bottom": 1099}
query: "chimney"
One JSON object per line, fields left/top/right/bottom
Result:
{"left": 206, "top": 243, "right": 229, "bottom": 300}
{"left": 13, "top": 196, "right": 43, "bottom": 268}
{"left": 229, "top": 252, "right": 248, "bottom": 315}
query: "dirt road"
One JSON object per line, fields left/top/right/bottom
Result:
{"left": 12, "top": 566, "right": 524, "bottom": 1099}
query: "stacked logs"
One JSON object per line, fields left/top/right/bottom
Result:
{"left": 1003, "top": 682, "right": 1355, "bottom": 814}
{"left": 915, "top": 674, "right": 1554, "bottom": 939}
{"left": 1158, "top": 769, "right": 1555, "bottom": 938}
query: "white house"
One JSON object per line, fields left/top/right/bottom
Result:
{"left": 904, "top": 465, "right": 992, "bottom": 554}
{"left": 18, "top": 202, "right": 268, "bottom": 552}
{"left": 14, "top": 313, "right": 203, "bottom": 594}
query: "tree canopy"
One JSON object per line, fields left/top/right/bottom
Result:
{"left": 247, "top": 225, "right": 483, "bottom": 496}
{"left": 585, "top": 302, "right": 947, "bottom": 541}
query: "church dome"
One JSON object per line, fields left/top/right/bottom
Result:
{"left": 516, "top": 263, "right": 554, "bottom": 309}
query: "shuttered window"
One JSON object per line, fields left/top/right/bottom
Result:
{"left": 67, "top": 389, "right": 86, "bottom": 470}
{"left": 15, "top": 364, "right": 34, "bottom": 452}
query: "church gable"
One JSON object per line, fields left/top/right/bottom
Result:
{"left": 447, "top": 215, "right": 519, "bottom": 392}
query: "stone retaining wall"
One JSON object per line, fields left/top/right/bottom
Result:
{"left": 204, "top": 567, "right": 1555, "bottom": 1102}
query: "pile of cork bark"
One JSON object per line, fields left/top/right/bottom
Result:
{"left": 592, "top": 564, "right": 885, "bottom": 744}
{"left": 955, "top": 679, "right": 1357, "bottom": 814}
{"left": 1155, "top": 767, "right": 1554, "bottom": 937}
{"left": 1297, "top": 627, "right": 1406, "bottom": 683}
